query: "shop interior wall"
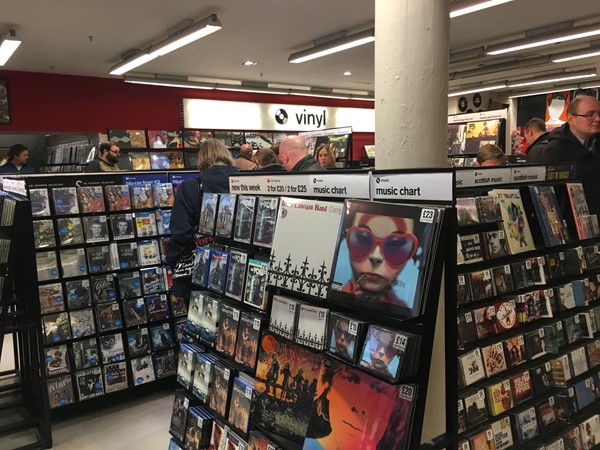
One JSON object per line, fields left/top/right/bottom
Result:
{"left": 0, "top": 70, "right": 374, "bottom": 161}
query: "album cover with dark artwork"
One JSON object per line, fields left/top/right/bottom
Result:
{"left": 482, "top": 229, "right": 510, "bottom": 259}
{"left": 33, "top": 219, "right": 56, "bottom": 248}
{"left": 86, "top": 245, "right": 114, "bottom": 274}
{"left": 253, "top": 197, "right": 279, "bottom": 248}
{"left": 216, "top": 193, "right": 237, "bottom": 238}
{"left": 95, "top": 302, "right": 122, "bottom": 332}
{"left": 460, "top": 233, "right": 484, "bottom": 264}
{"left": 199, "top": 192, "right": 219, "bottom": 235}
{"left": 116, "top": 270, "right": 141, "bottom": 299}
{"left": 45, "top": 345, "right": 70, "bottom": 377}
{"left": 77, "top": 186, "right": 105, "bottom": 213}
{"left": 90, "top": 274, "right": 117, "bottom": 304}
{"left": 69, "top": 308, "right": 96, "bottom": 339}
{"left": 207, "top": 249, "right": 229, "bottom": 294}
{"left": 36, "top": 251, "right": 60, "bottom": 282}
{"left": 131, "top": 355, "right": 156, "bottom": 386}
{"left": 39, "top": 282, "right": 65, "bottom": 315}
{"left": 476, "top": 195, "right": 502, "bottom": 223}
{"left": 30, "top": 188, "right": 51, "bottom": 217}
{"left": 330, "top": 200, "right": 442, "bottom": 320}
{"left": 511, "top": 261, "right": 535, "bottom": 291}
{"left": 509, "top": 370, "right": 533, "bottom": 405}
{"left": 73, "top": 337, "right": 99, "bottom": 370}
{"left": 59, "top": 248, "right": 88, "bottom": 278}
{"left": 244, "top": 258, "right": 269, "bottom": 311}
{"left": 456, "top": 274, "right": 471, "bottom": 306}
{"left": 47, "top": 374, "right": 74, "bottom": 408}
{"left": 183, "top": 151, "right": 198, "bottom": 169}
{"left": 254, "top": 332, "right": 324, "bottom": 443}
{"left": 43, "top": 312, "right": 71, "bottom": 344}
{"left": 104, "top": 185, "right": 132, "bottom": 212}
{"left": 492, "top": 265, "right": 514, "bottom": 296}
{"left": 137, "top": 239, "right": 161, "bottom": 266}
{"left": 52, "top": 187, "right": 79, "bottom": 215}
{"left": 456, "top": 197, "right": 480, "bottom": 226}
{"left": 460, "top": 388, "right": 488, "bottom": 427}
{"left": 145, "top": 294, "right": 170, "bottom": 322}
{"left": 225, "top": 249, "right": 248, "bottom": 301}
{"left": 233, "top": 195, "right": 256, "bottom": 244}
{"left": 457, "top": 311, "right": 477, "bottom": 350}
{"left": 127, "top": 327, "right": 151, "bottom": 358}
{"left": 109, "top": 213, "right": 135, "bottom": 240}
{"left": 510, "top": 406, "right": 539, "bottom": 443}
{"left": 528, "top": 185, "right": 570, "bottom": 247}
{"left": 153, "top": 349, "right": 177, "bottom": 379}
{"left": 169, "top": 293, "right": 188, "bottom": 318}
{"left": 56, "top": 217, "right": 85, "bottom": 246}
{"left": 82, "top": 215, "right": 109, "bottom": 244}
{"left": 149, "top": 322, "right": 174, "bottom": 352}
{"left": 103, "top": 361, "right": 128, "bottom": 393}
{"left": 130, "top": 184, "right": 155, "bottom": 209}
{"left": 65, "top": 279, "right": 92, "bottom": 310}
{"left": 234, "top": 311, "right": 263, "bottom": 371}
{"left": 216, "top": 303, "right": 240, "bottom": 358}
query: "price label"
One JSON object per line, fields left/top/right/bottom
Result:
{"left": 557, "top": 321, "right": 562, "bottom": 330}
{"left": 483, "top": 270, "right": 491, "bottom": 280}
{"left": 142, "top": 328, "right": 148, "bottom": 335}
{"left": 525, "top": 260, "right": 532, "bottom": 269}
{"left": 523, "top": 372, "right": 530, "bottom": 381}
{"left": 245, "top": 386, "right": 252, "bottom": 399}
{"left": 253, "top": 318, "right": 261, "bottom": 330}
{"left": 348, "top": 321, "right": 358, "bottom": 336}
{"left": 569, "top": 387, "right": 574, "bottom": 397}
{"left": 458, "top": 275, "right": 466, "bottom": 285}
{"left": 288, "top": 303, "right": 296, "bottom": 312}
{"left": 504, "top": 265, "right": 511, "bottom": 274}
{"left": 545, "top": 361, "right": 551, "bottom": 372}
{"left": 420, "top": 208, "right": 436, "bottom": 224}
{"left": 399, "top": 384, "right": 415, "bottom": 400}
{"left": 183, "top": 398, "right": 189, "bottom": 407}
{"left": 233, "top": 309, "right": 240, "bottom": 321}
{"left": 474, "top": 234, "right": 480, "bottom": 243}
{"left": 163, "top": 323, "right": 169, "bottom": 330}
{"left": 518, "top": 335, "right": 524, "bottom": 344}
{"left": 549, "top": 396, "right": 555, "bottom": 406}
{"left": 393, "top": 334, "right": 408, "bottom": 351}
{"left": 538, "top": 256, "right": 545, "bottom": 265}
{"left": 223, "top": 368, "right": 230, "bottom": 381}
{"left": 486, "top": 429, "right": 494, "bottom": 440}
{"left": 317, "top": 310, "right": 326, "bottom": 320}
{"left": 465, "top": 312, "right": 473, "bottom": 323}
{"left": 458, "top": 399, "right": 464, "bottom": 412}
{"left": 559, "top": 252, "right": 565, "bottom": 260}
{"left": 538, "top": 328, "right": 545, "bottom": 337}
{"left": 478, "top": 389, "right": 485, "bottom": 399}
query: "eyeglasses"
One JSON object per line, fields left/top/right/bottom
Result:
{"left": 346, "top": 226, "right": 418, "bottom": 268}
{"left": 571, "top": 112, "right": 600, "bottom": 120}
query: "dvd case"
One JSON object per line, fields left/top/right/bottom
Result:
{"left": 216, "top": 193, "right": 236, "bottom": 238}
{"left": 100, "top": 333, "right": 125, "bottom": 364}
{"left": 199, "top": 193, "right": 219, "bottom": 235}
{"left": 69, "top": 308, "right": 96, "bottom": 338}
{"left": 44, "top": 345, "right": 70, "bottom": 377}
{"left": 244, "top": 258, "right": 269, "bottom": 311}
{"left": 103, "top": 361, "right": 128, "bottom": 393}
{"left": 207, "top": 249, "right": 229, "bottom": 294}
{"left": 77, "top": 186, "right": 105, "bottom": 213}
{"left": 130, "top": 184, "right": 155, "bottom": 209}
{"left": 233, "top": 196, "right": 256, "bottom": 243}
{"left": 104, "top": 185, "right": 132, "bottom": 211}
{"left": 30, "top": 188, "right": 51, "bottom": 217}
{"left": 131, "top": 355, "right": 156, "bottom": 386}
{"left": 153, "top": 183, "right": 175, "bottom": 207}
{"left": 52, "top": 187, "right": 79, "bottom": 215}
{"left": 127, "top": 327, "right": 151, "bottom": 358}
{"left": 33, "top": 219, "right": 56, "bottom": 248}
{"left": 59, "top": 248, "right": 88, "bottom": 278}
{"left": 73, "top": 337, "right": 99, "bottom": 370}
{"left": 225, "top": 249, "right": 248, "bottom": 301}
{"left": 234, "top": 311, "right": 262, "bottom": 371}
{"left": 253, "top": 197, "right": 279, "bottom": 248}
{"left": 65, "top": 279, "right": 92, "bottom": 309}
{"left": 110, "top": 213, "right": 135, "bottom": 240}
{"left": 56, "top": 217, "right": 85, "bottom": 246}
{"left": 123, "top": 298, "right": 148, "bottom": 327}
{"left": 47, "top": 374, "right": 74, "bottom": 408}
{"left": 39, "top": 282, "right": 65, "bottom": 314}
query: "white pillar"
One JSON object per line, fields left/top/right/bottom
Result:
{"left": 375, "top": 0, "right": 450, "bottom": 169}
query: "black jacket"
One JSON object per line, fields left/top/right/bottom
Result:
{"left": 526, "top": 132, "right": 549, "bottom": 163}
{"left": 538, "top": 123, "right": 600, "bottom": 216}
{"left": 257, "top": 163, "right": 285, "bottom": 171}
{"left": 0, "top": 162, "right": 36, "bottom": 174}
{"left": 291, "top": 155, "right": 324, "bottom": 172}
{"left": 166, "top": 165, "right": 239, "bottom": 268}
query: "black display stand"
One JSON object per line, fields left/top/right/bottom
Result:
{"left": 0, "top": 186, "right": 52, "bottom": 449}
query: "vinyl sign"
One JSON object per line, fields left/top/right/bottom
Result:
{"left": 183, "top": 99, "right": 374, "bottom": 132}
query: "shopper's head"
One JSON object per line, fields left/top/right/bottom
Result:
{"left": 278, "top": 136, "right": 309, "bottom": 171}
{"left": 253, "top": 148, "right": 279, "bottom": 168}
{"left": 476, "top": 144, "right": 507, "bottom": 166}
{"left": 7, "top": 144, "right": 29, "bottom": 165}
{"left": 315, "top": 143, "right": 336, "bottom": 168}
{"left": 197, "top": 138, "right": 233, "bottom": 172}
{"left": 239, "top": 143, "right": 253, "bottom": 157}
{"left": 524, "top": 118, "right": 546, "bottom": 143}
{"left": 567, "top": 95, "right": 600, "bottom": 140}
{"left": 98, "top": 142, "right": 121, "bottom": 164}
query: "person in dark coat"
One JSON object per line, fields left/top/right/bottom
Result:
{"left": 0, "top": 144, "right": 36, "bottom": 174}
{"left": 254, "top": 148, "right": 285, "bottom": 171}
{"left": 278, "top": 136, "right": 323, "bottom": 172}
{"left": 537, "top": 95, "right": 600, "bottom": 216}
{"left": 524, "top": 118, "right": 549, "bottom": 162}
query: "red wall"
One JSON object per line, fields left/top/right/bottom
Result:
{"left": 0, "top": 70, "right": 374, "bottom": 160}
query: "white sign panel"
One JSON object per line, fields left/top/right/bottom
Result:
{"left": 510, "top": 166, "right": 547, "bottom": 183}
{"left": 448, "top": 109, "right": 508, "bottom": 124}
{"left": 370, "top": 172, "right": 453, "bottom": 202}
{"left": 455, "top": 167, "right": 512, "bottom": 188}
{"left": 230, "top": 174, "right": 310, "bottom": 196}
{"left": 1, "top": 177, "right": 27, "bottom": 196}
{"left": 183, "top": 99, "right": 375, "bottom": 132}
{"left": 309, "top": 173, "right": 370, "bottom": 199}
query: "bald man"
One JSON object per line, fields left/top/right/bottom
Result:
{"left": 234, "top": 143, "right": 257, "bottom": 170}
{"left": 278, "top": 136, "right": 323, "bottom": 172}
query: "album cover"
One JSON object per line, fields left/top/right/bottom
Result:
{"left": 36, "top": 251, "right": 60, "bottom": 282}
{"left": 525, "top": 328, "right": 547, "bottom": 360}
{"left": 137, "top": 239, "right": 161, "bottom": 266}
{"left": 130, "top": 152, "right": 151, "bottom": 171}
{"left": 149, "top": 322, "right": 174, "bottom": 352}
{"left": 90, "top": 274, "right": 117, "bottom": 304}
{"left": 457, "top": 274, "right": 471, "bottom": 306}
{"left": 130, "top": 184, "right": 155, "bottom": 209}
{"left": 47, "top": 374, "right": 74, "bottom": 408}
{"left": 269, "top": 295, "right": 300, "bottom": 341}
{"left": 233, "top": 195, "right": 256, "bottom": 243}
{"left": 563, "top": 426, "right": 583, "bottom": 450}
{"left": 481, "top": 341, "right": 508, "bottom": 378}
{"left": 458, "top": 348, "right": 485, "bottom": 388}
{"left": 549, "top": 354, "right": 572, "bottom": 387}
{"left": 569, "top": 346, "right": 589, "bottom": 377}
{"left": 253, "top": 197, "right": 279, "bottom": 248}
{"left": 511, "top": 406, "right": 539, "bottom": 443}
{"left": 457, "top": 311, "right": 477, "bottom": 350}
{"left": 127, "top": 327, "right": 151, "bottom": 358}
{"left": 248, "top": 430, "right": 284, "bottom": 450}
{"left": 254, "top": 333, "right": 324, "bottom": 442}
{"left": 484, "top": 379, "right": 513, "bottom": 417}
{"left": 544, "top": 321, "right": 566, "bottom": 353}
{"left": 103, "top": 361, "right": 128, "bottom": 393}
{"left": 492, "top": 189, "right": 535, "bottom": 254}
{"left": 467, "top": 427, "right": 495, "bottom": 450}
{"left": 108, "top": 214, "right": 134, "bottom": 240}
{"left": 69, "top": 308, "right": 96, "bottom": 339}
{"left": 52, "top": 187, "right": 79, "bottom": 215}
{"left": 234, "top": 311, "right": 262, "bottom": 371}
{"left": 199, "top": 192, "right": 219, "bottom": 235}
{"left": 183, "top": 152, "right": 198, "bottom": 169}
{"left": 482, "top": 230, "right": 510, "bottom": 259}
{"left": 59, "top": 248, "right": 87, "bottom": 278}
{"left": 511, "top": 261, "right": 535, "bottom": 291}
{"left": 579, "top": 415, "right": 600, "bottom": 450}
{"left": 95, "top": 302, "right": 122, "bottom": 332}
{"left": 490, "top": 416, "right": 514, "bottom": 450}
{"left": 151, "top": 152, "right": 170, "bottom": 170}
{"left": 104, "top": 185, "right": 132, "bottom": 212}
{"left": 474, "top": 305, "right": 497, "bottom": 340}
{"left": 529, "top": 362, "right": 551, "bottom": 396}
{"left": 86, "top": 245, "right": 115, "bottom": 274}
{"left": 73, "top": 337, "right": 99, "bottom": 370}
{"left": 39, "top": 282, "right": 65, "bottom": 314}
{"left": 529, "top": 185, "right": 570, "bottom": 246}
{"left": 33, "top": 219, "right": 56, "bottom": 248}
{"left": 131, "top": 355, "right": 156, "bottom": 386}
{"left": 225, "top": 249, "right": 248, "bottom": 301}
{"left": 30, "top": 188, "right": 51, "bottom": 217}
{"left": 65, "top": 279, "right": 92, "bottom": 310}
{"left": 43, "top": 312, "right": 71, "bottom": 344}
{"left": 510, "top": 370, "right": 533, "bottom": 404}
{"left": 77, "top": 186, "right": 105, "bottom": 213}
{"left": 216, "top": 303, "right": 240, "bottom": 358}
{"left": 207, "top": 249, "right": 230, "bottom": 294}
{"left": 56, "top": 217, "right": 85, "bottom": 246}
{"left": 494, "top": 299, "right": 518, "bottom": 334}
{"left": 45, "top": 344, "right": 70, "bottom": 377}
{"left": 183, "top": 130, "right": 210, "bottom": 148}
{"left": 461, "top": 388, "right": 488, "bottom": 427}
{"left": 244, "top": 258, "right": 269, "bottom": 311}
{"left": 216, "top": 193, "right": 236, "bottom": 238}
{"left": 586, "top": 339, "right": 600, "bottom": 368}
{"left": 469, "top": 269, "right": 495, "bottom": 302}
{"left": 145, "top": 294, "right": 170, "bottom": 322}
{"left": 456, "top": 197, "right": 480, "bottom": 226}
{"left": 460, "top": 233, "right": 484, "bottom": 264}
{"left": 153, "top": 349, "right": 177, "bottom": 379}
{"left": 503, "top": 335, "right": 526, "bottom": 368}
{"left": 567, "top": 182, "right": 593, "bottom": 239}
{"left": 359, "top": 325, "right": 415, "bottom": 382}
{"left": 295, "top": 304, "right": 328, "bottom": 351}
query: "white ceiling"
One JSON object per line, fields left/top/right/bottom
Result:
{"left": 2, "top": 0, "right": 600, "bottom": 95}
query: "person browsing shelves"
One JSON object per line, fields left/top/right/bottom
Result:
{"left": 85, "top": 143, "right": 122, "bottom": 172}
{"left": 0, "top": 144, "right": 36, "bottom": 174}
{"left": 278, "top": 136, "right": 323, "bottom": 172}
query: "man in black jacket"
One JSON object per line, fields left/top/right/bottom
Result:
{"left": 538, "top": 95, "right": 600, "bottom": 216}
{"left": 278, "top": 136, "right": 323, "bottom": 172}
{"left": 524, "top": 118, "right": 549, "bottom": 162}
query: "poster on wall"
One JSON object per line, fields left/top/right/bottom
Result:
{"left": 545, "top": 91, "right": 571, "bottom": 130}
{"left": 0, "top": 79, "right": 10, "bottom": 124}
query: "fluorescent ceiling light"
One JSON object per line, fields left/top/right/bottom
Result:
{"left": 215, "top": 84, "right": 290, "bottom": 95}
{"left": 109, "top": 14, "right": 221, "bottom": 75}
{"left": 507, "top": 70, "right": 597, "bottom": 88}
{"left": 289, "top": 28, "right": 374, "bottom": 63}
{"left": 552, "top": 47, "right": 600, "bottom": 63}
{"left": 487, "top": 22, "right": 600, "bottom": 55}
{"left": 124, "top": 76, "right": 214, "bottom": 90}
{"left": 448, "top": 83, "right": 507, "bottom": 97}
{"left": 267, "top": 83, "right": 310, "bottom": 90}
{"left": 450, "top": 0, "right": 513, "bottom": 19}
{"left": 508, "top": 86, "right": 580, "bottom": 98}
{"left": 332, "top": 88, "right": 370, "bottom": 95}
{"left": 0, "top": 30, "right": 22, "bottom": 66}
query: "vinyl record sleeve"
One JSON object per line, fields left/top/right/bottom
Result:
{"left": 492, "top": 189, "right": 535, "bottom": 254}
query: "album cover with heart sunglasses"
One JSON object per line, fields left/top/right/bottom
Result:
{"left": 329, "top": 199, "right": 443, "bottom": 320}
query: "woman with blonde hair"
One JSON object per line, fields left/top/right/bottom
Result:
{"left": 167, "top": 139, "right": 238, "bottom": 299}
{"left": 314, "top": 143, "right": 336, "bottom": 168}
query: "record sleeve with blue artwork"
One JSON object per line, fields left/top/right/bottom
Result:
{"left": 269, "top": 198, "right": 343, "bottom": 299}
{"left": 329, "top": 200, "right": 442, "bottom": 320}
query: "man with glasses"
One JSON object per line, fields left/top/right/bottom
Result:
{"left": 539, "top": 95, "right": 600, "bottom": 215}
{"left": 85, "top": 142, "right": 122, "bottom": 172}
